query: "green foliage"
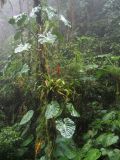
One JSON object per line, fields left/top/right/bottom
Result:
{"left": 1, "top": 1, "right": 120, "bottom": 160}
{"left": 0, "top": 127, "right": 21, "bottom": 152}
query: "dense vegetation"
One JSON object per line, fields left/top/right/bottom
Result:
{"left": 0, "top": 0, "right": 120, "bottom": 160}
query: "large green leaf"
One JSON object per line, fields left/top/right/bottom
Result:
{"left": 56, "top": 118, "right": 75, "bottom": 139}
{"left": 108, "top": 149, "right": 120, "bottom": 160}
{"left": 101, "top": 148, "right": 120, "bottom": 160}
{"left": 66, "top": 103, "right": 80, "bottom": 117}
{"left": 96, "top": 133, "right": 119, "bottom": 147}
{"left": 45, "top": 101, "right": 62, "bottom": 119}
{"left": 20, "top": 110, "right": 34, "bottom": 125}
{"left": 84, "top": 149, "right": 101, "bottom": 160}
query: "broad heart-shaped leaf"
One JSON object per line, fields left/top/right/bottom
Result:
{"left": 84, "top": 148, "right": 101, "bottom": 160}
{"left": 45, "top": 101, "right": 62, "bottom": 119}
{"left": 56, "top": 118, "right": 75, "bottom": 139}
{"left": 20, "top": 110, "right": 34, "bottom": 125}
{"left": 38, "top": 31, "right": 57, "bottom": 44}
{"left": 66, "top": 103, "right": 80, "bottom": 117}
{"left": 96, "top": 133, "right": 119, "bottom": 147}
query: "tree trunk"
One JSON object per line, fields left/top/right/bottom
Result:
{"left": 34, "top": 0, "right": 47, "bottom": 75}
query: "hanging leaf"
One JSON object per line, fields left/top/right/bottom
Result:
{"left": 20, "top": 110, "right": 34, "bottom": 125}
{"left": 84, "top": 148, "right": 101, "bottom": 160}
{"left": 66, "top": 103, "right": 80, "bottom": 117}
{"left": 15, "top": 43, "right": 31, "bottom": 53}
{"left": 56, "top": 118, "right": 75, "bottom": 139}
{"left": 38, "top": 31, "right": 57, "bottom": 44}
{"left": 60, "top": 15, "right": 71, "bottom": 28}
{"left": 96, "top": 133, "right": 119, "bottom": 147}
{"left": 45, "top": 101, "right": 62, "bottom": 119}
